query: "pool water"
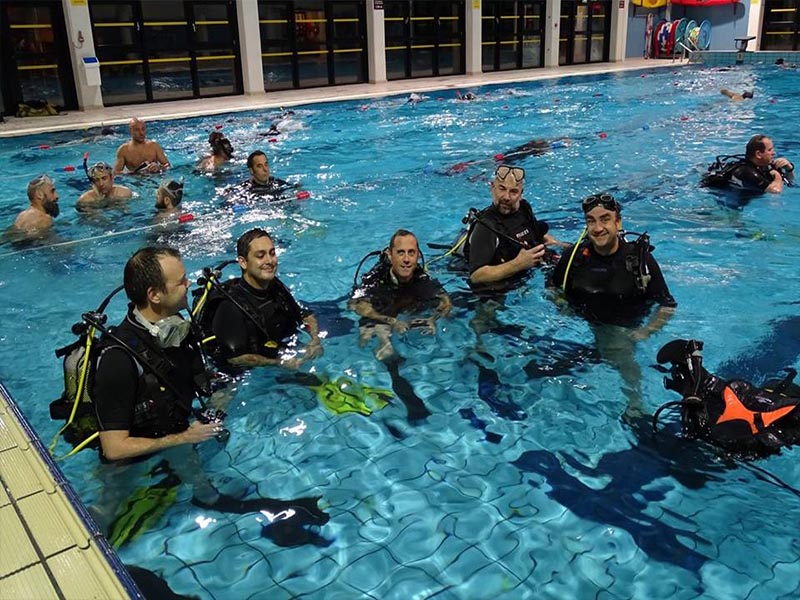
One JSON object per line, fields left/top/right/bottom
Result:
{"left": 1, "top": 65, "right": 800, "bottom": 599}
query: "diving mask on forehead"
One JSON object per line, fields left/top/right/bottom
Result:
{"left": 495, "top": 165, "right": 525, "bottom": 184}
{"left": 133, "top": 308, "right": 191, "bottom": 348}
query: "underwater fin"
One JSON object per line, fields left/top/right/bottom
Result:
{"left": 108, "top": 473, "right": 180, "bottom": 549}
{"left": 191, "top": 493, "right": 330, "bottom": 526}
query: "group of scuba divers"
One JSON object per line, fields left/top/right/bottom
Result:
{"left": 47, "top": 126, "right": 800, "bottom": 551}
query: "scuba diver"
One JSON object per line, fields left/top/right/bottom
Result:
{"left": 224, "top": 150, "right": 297, "bottom": 204}
{"left": 720, "top": 88, "right": 753, "bottom": 102}
{"left": 655, "top": 339, "right": 800, "bottom": 457}
{"left": 463, "top": 165, "right": 566, "bottom": 290}
{"left": 551, "top": 193, "right": 676, "bottom": 332}
{"left": 550, "top": 193, "right": 676, "bottom": 420}
{"left": 76, "top": 160, "right": 132, "bottom": 211}
{"left": 192, "top": 228, "right": 323, "bottom": 370}
{"left": 702, "top": 134, "right": 794, "bottom": 194}
{"left": 350, "top": 229, "right": 451, "bottom": 423}
{"left": 351, "top": 229, "right": 451, "bottom": 361}
{"left": 50, "top": 246, "right": 330, "bottom": 546}
{"left": 198, "top": 131, "right": 234, "bottom": 172}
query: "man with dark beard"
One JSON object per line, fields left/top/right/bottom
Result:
{"left": 11, "top": 174, "right": 60, "bottom": 236}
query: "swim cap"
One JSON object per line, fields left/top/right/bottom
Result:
{"left": 158, "top": 178, "right": 184, "bottom": 205}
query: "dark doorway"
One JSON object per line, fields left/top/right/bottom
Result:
{"left": 258, "top": 0, "right": 368, "bottom": 91}
{"left": 384, "top": 0, "right": 465, "bottom": 80}
{"left": 761, "top": 0, "right": 799, "bottom": 50}
{"left": 559, "top": 0, "right": 610, "bottom": 66}
{"left": 0, "top": 1, "right": 77, "bottom": 116}
{"left": 89, "top": 0, "right": 242, "bottom": 106}
{"left": 482, "top": 0, "right": 546, "bottom": 72}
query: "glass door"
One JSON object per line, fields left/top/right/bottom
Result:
{"left": 482, "top": 0, "right": 545, "bottom": 72}
{"left": 89, "top": 0, "right": 241, "bottom": 106}
{"left": 385, "top": 0, "right": 464, "bottom": 80}
{"left": 0, "top": 0, "right": 77, "bottom": 115}
{"left": 761, "top": 0, "right": 799, "bottom": 50}
{"left": 559, "top": 0, "right": 609, "bottom": 66}
{"left": 259, "top": 0, "right": 367, "bottom": 90}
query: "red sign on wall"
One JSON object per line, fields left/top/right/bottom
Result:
{"left": 619, "top": 0, "right": 625, "bottom": 6}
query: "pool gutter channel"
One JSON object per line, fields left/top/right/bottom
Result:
{"left": 0, "top": 381, "right": 142, "bottom": 599}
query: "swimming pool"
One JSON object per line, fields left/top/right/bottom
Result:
{"left": 1, "top": 64, "right": 799, "bottom": 598}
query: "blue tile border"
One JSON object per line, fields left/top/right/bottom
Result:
{"left": 689, "top": 50, "right": 800, "bottom": 66}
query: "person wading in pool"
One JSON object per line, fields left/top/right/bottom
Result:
{"left": 350, "top": 229, "right": 451, "bottom": 422}
{"left": 195, "top": 228, "right": 323, "bottom": 370}
{"left": 550, "top": 193, "right": 676, "bottom": 419}
{"left": 76, "top": 162, "right": 132, "bottom": 211}
{"left": 198, "top": 131, "right": 234, "bottom": 172}
{"left": 9, "top": 174, "right": 60, "bottom": 237}
{"left": 91, "top": 246, "right": 329, "bottom": 543}
{"left": 114, "top": 118, "right": 170, "bottom": 174}
{"left": 244, "top": 150, "right": 295, "bottom": 197}
{"left": 465, "top": 165, "right": 566, "bottom": 290}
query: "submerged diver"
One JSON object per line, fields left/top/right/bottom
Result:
{"left": 703, "top": 134, "right": 794, "bottom": 194}
{"left": 9, "top": 174, "right": 60, "bottom": 238}
{"left": 499, "top": 137, "right": 571, "bottom": 164}
{"left": 550, "top": 194, "right": 676, "bottom": 418}
{"left": 466, "top": 165, "right": 566, "bottom": 290}
{"left": 194, "top": 228, "right": 323, "bottom": 370}
{"left": 351, "top": 229, "right": 451, "bottom": 361}
{"left": 76, "top": 162, "right": 133, "bottom": 211}
{"left": 198, "top": 131, "right": 234, "bottom": 172}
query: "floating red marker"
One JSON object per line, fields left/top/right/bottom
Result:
{"left": 680, "top": 115, "right": 689, "bottom": 121}
{"left": 494, "top": 153, "right": 505, "bottom": 161}
{"left": 214, "top": 124, "right": 223, "bottom": 130}
{"left": 599, "top": 132, "right": 608, "bottom": 139}
{"left": 178, "top": 213, "right": 195, "bottom": 223}
{"left": 268, "top": 138, "right": 278, "bottom": 143}
{"left": 39, "top": 144, "right": 50, "bottom": 150}
{"left": 295, "top": 190, "right": 310, "bottom": 200}
{"left": 63, "top": 165, "right": 75, "bottom": 172}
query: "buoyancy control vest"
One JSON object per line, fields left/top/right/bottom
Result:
{"left": 462, "top": 200, "right": 549, "bottom": 264}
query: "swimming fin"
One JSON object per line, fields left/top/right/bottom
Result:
{"left": 108, "top": 472, "right": 180, "bottom": 549}
{"left": 191, "top": 493, "right": 330, "bottom": 525}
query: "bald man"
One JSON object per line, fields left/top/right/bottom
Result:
{"left": 10, "top": 174, "right": 60, "bottom": 237}
{"left": 114, "top": 118, "right": 170, "bottom": 174}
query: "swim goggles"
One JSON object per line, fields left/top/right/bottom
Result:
{"left": 158, "top": 178, "right": 184, "bottom": 204}
{"left": 30, "top": 173, "right": 54, "bottom": 188}
{"left": 87, "top": 162, "right": 113, "bottom": 181}
{"left": 582, "top": 193, "right": 621, "bottom": 213}
{"left": 495, "top": 165, "right": 525, "bottom": 184}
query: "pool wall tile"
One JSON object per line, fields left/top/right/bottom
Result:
{"left": 16, "top": 491, "right": 89, "bottom": 557}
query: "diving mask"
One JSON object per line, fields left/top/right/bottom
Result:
{"left": 133, "top": 308, "right": 192, "bottom": 348}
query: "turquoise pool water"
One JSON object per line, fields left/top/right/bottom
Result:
{"left": 1, "top": 65, "right": 799, "bottom": 598}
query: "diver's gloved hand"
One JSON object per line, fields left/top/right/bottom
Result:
{"left": 191, "top": 493, "right": 329, "bottom": 526}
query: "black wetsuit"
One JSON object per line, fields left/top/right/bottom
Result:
{"left": 93, "top": 308, "right": 204, "bottom": 448}
{"left": 249, "top": 176, "right": 292, "bottom": 198}
{"left": 466, "top": 200, "right": 549, "bottom": 278}
{"left": 551, "top": 238, "right": 676, "bottom": 325}
{"left": 210, "top": 278, "right": 307, "bottom": 360}
{"left": 353, "top": 260, "right": 445, "bottom": 321}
